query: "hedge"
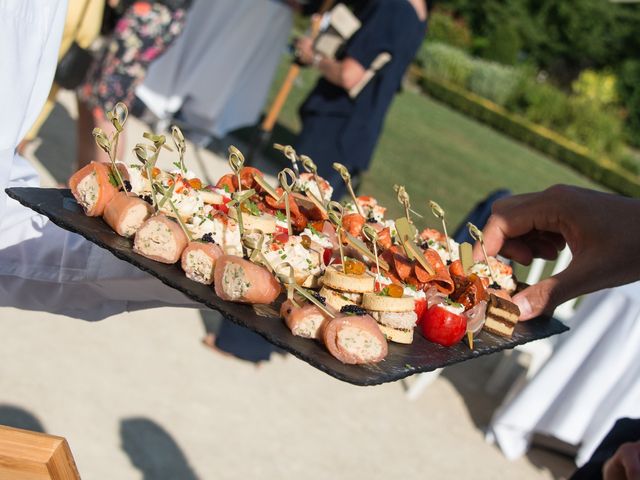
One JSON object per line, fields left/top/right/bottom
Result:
{"left": 413, "top": 69, "right": 640, "bottom": 197}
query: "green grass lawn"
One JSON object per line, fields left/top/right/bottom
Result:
{"left": 265, "top": 59, "right": 602, "bottom": 231}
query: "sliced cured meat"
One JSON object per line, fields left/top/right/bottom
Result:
{"left": 69, "top": 162, "right": 118, "bottom": 216}
{"left": 280, "top": 299, "right": 332, "bottom": 339}
{"left": 181, "top": 241, "right": 224, "bottom": 285}
{"left": 133, "top": 214, "right": 188, "bottom": 264}
{"left": 415, "top": 248, "right": 455, "bottom": 294}
{"left": 103, "top": 191, "right": 153, "bottom": 237}
{"left": 214, "top": 255, "right": 281, "bottom": 304}
{"left": 322, "top": 314, "right": 388, "bottom": 364}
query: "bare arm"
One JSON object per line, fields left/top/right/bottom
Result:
{"left": 295, "top": 36, "right": 366, "bottom": 91}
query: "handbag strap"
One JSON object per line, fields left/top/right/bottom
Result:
{"left": 69, "top": 0, "right": 93, "bottom": 41}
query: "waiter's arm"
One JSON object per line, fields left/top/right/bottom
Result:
{"left": 295, "top": 37, "right": 365, "bottom": 91}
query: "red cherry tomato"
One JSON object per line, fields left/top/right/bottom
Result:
{"left": 323, "top": 248, "right": 332, "bottom": 266}
{"left": 214, "top": 203, "right": 229, "bottom": 214}
{"left": 274, "top": 232, "right": 290, "bottom": 244}
{"left": 420, "top": 305, "right": 467, "bottom": 347}
{"left": 414, "top": 298, "right": 427, "bottom": 324}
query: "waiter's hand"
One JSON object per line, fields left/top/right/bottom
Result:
{"left": 294, "top": 37, "right": 315, "bottom": 66}
{"left": 475, "top": 185, "right": 640, "bottom": 320}
{"left": 603, "top": 441, "right": 640, "bottom": 480}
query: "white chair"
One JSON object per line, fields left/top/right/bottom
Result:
{"left": 405, "top": 247, "right": 576, "bottom": 400}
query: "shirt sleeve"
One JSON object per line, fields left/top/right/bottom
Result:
{"left": 343, "top": 2, "right": 394, "bottom": 69}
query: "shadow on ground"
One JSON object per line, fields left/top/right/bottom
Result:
{"left": 120, "top": 417, "right": 199, "bottom": 480}
{"left": 0, "top": 404, "right": 45, "bottom": 433}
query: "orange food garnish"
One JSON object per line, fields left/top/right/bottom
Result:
{"left": 386, "top": 284, "right": 404, "bottom": 298}
{"left": 344, "top": 258, "right": 366, "bottom": 276}
{"left": 188, "top": 178, "right": 202, "bottom": 190}
{"left": 310, "top": 220, "right": 325, "bottom": 232}
{"left": 142, "top": 167, "right": 161, "bottom": 179}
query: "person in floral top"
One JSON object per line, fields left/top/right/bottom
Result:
{"left": 76, "top": 0, "right": 192, "bottom": 169}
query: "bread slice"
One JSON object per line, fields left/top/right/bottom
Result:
{"left": 319, "top": 286, "right": 362, "bottom": 311}
{"left": 362, "top": 293, "right": 415, "bottom": 312}
{"left": 483, "top": 293, "right": 520, "bottom": 338}
{"left": 378, "top": 324, "right": 414, "bottom": 344}
{"left": 321, "top": 265, "right": 375, "bottom": 293}
{"left": 228, "top": 207, "right": 276, "bottom": 234}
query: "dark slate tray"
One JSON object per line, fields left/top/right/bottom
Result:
{"left": 6, "top": 187, "right": 569, "bottom": 386}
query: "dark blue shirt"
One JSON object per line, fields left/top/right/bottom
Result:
{"left": 297, "top": 0, "right": 427, "bottom": 192}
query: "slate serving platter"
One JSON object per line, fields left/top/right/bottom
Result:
{"left": 6, "top": 187, "right": 569, "bottom": 386}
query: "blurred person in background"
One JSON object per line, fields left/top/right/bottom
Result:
{"left": 294, "top": 0, "right": 428, "bottom": 199}
{"left": 75, "top": 0, "right": 192, "bottom": 170}
{"left": 136, "top": 0, "right": 302, "bottom": 147}
{"left": 16, "top": 0, "right": 105, "bottom": 156}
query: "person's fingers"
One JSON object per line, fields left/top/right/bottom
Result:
{"left": 497, "top": 238, "right": 534, "bottom": 265}
{"left": 512, "top": 267, "right": 582, "bottom": 320}
{"left": 603, "top": 442, "right": 640, "bottom": 480}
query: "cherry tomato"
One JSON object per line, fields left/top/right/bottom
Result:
{"left": 420, "top": 305, "right": 467, "bottom": 347}
{"left": 274, "top": 232, "right": 289, "bottom": 244}
{"left": 214, "top": 203, "right": 229, "bottom": 214}
{"left": 414, "top": 298, "right": 427, "bottom": 324}
{"left": 323, "top": 248, "right": 332, "bottom": 266}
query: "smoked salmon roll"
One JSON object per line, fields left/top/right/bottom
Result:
{"left": 322, "top": 312, "right": 388, "bottom": 364}
{"left": 133, "top": 214, "right": 188, "bottom": 264}
{"left": 280, "top": 298, "right": 332, "bottom": 339}
{"left": 68, "top": 162, "right": 118, "bottom": 216}
{"left": 103, "top": 191, "right": 153, "bottom": 238}
{"left": 214, "top": 256, "right": 281, "bottom": 304}
{"left": 181, "top": 241, "right": 223, "bottom": 285}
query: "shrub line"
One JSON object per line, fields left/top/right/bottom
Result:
{"left": 410, "top": 67, "right": 640, "bottom": 197}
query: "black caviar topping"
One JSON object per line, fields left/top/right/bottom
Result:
{"left": 490, "top": 281, "right": 500, "bottom": 289}
{"left": 310, "top": 291, "right": 326, "bottom": 305}
{"left": 201, "top": 233, "right": 215, "bottom": 244}
{"left": 119, "top": 180, "right": 132, "bottom": 192}
{"left": 446, "top": 259, "right": 452, "bottom": 266}
{"left": 140, "top": 194, "right": 153, "bottom": 205}
{"left": 340, "top": 304, "right": 367, "bottom": 316}
{"left": 366, "top": 217, "right": 377, "bottom": 223}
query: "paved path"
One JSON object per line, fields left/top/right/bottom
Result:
{"left": 0, "top": 91, "right": 575, "bottom": 479}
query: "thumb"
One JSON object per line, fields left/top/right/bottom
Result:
{"left": 512, "top": 268, "right": 579, "bottom": 321}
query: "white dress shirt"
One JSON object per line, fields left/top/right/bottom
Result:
{"left": 0, "top": 0, "right": 196, "bottom": 320}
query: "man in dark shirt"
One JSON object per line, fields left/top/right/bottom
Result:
{"left": 295, "top": 0, "right": 428, "bottom": 198}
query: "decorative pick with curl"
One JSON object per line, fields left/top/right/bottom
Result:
{"left": 228, "top": 145, "right": 245, "bottom": 193}
{"left": 362, "top": 224, "right": 380, "bottom": 276}
{"left": 327, "top": 201, "right": 346, "bottom": 268}
{"left": 171, "top": 126, "right": 187, "bottom": 174}
{"left": 468, "top": 222, "right": 497, "bottom": 285}
{"left": 332, "top": 163, "right": 363, "bottom": 216}
{"left": 274, "top": 143, "right": 300, "bottom": 177}
{"left": 395, "top": 217, "right": 436, "bottom": 276}
{"left": 134, "top": 132, "right": 171, "bottom": 210}
{"left": 429, "top": 200, "right": 452, "bottom": 260}
{"left": 299, "top": 154, "right": 326, "bottom": 206}
{"left": 92, "top": 102, "right": 131, "bottom": 191}
{"left": 227, "top": 189, "right": 257, "bottom": 253}
{"left": 278, "top": 168, "right": 296, "bottom": 235}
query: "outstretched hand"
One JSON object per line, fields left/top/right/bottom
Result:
{"left": 475, "top": 185, "right": 640, "bottom": 320}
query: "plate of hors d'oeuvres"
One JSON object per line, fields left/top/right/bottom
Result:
{"left": 6, "top": 103, "right": 567, "bottom": 386}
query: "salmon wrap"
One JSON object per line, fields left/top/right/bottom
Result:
{"left": 214, "top": 256, "right": 281, "bottom": 304}
{"left": 103, "top": 191, "right": 153, "bottom": 238}
{"left": 68, "top": 162, "right": 118, "bottom": 216}
{"left": 180, "top": 241, "right": 224, "bottom": 285}
{"left": 280, "top": 299, "right": 332, "bottom": 339}
{"left": 133, "top": 214, "right": 189, "bottom": 264}
{"left": 322, "top": 313, "right": 388, "bottom": 364}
